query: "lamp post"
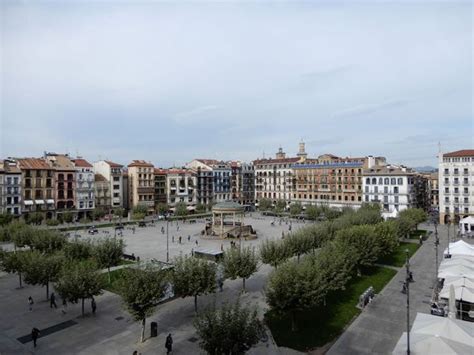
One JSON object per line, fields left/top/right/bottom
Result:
{"left": 166, "top": 218, "right": 169, "bottom": 263}
{"left": 434, "top": 221, "right": 439, "bottom": 282}
{"left": 405, "top": 249, "right": 411, "bottom": 355}
{"left": 447, "top": 217, "right": 451, "bottom": 257}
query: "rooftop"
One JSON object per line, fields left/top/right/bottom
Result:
{"left": 104, "top": 160, "right": 123, "bottom": 168}
{"left": 128, "top": 160, "right": 154, "bottom": 168}
{"left": 17, "top": 158, "right": 50, "bottom": 170}
{"left": 443, "top": 149, "right": 474, "bottom": 158}
{"left": 253, "top": 157, "right": 301, "bottom": 165}
{"left": 94, "top": 173, "right": 108, "bottom": 182}
{"left": 72, "top": 158, "right": 93, "bottom": 168}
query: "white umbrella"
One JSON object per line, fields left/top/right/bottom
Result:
{"left": 392, "top": 332, "right": 473, "bottom": 354}
{"left": 448, "top": 284, "right": 456, "bottom": 319}
{"left": 438, "top": 264, "right": 474, "bottom": 279}
{"left": 440, "top": 285, "right": 474, "bottom": 304}
{"left": 440, "top": 257, "right": 474, "bottom": 269}
{"left": 443, "top": 276, "right": 474, "bottom": 289}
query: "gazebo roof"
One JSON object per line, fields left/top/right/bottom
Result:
{"left": 212, "top": 201, "right": 245, "bottom": 212}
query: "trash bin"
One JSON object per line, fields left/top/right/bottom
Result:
{"left": 150, "top": 322, "right": 158, "bottom": 337}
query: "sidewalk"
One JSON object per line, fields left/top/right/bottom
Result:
{"left": 327, "top": 223, "right": 448, "bottom": 355}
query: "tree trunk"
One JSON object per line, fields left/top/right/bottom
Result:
{"left": 242, "top": 278, "right": 246, "bottom": 293}
{"left": 291, "top": 310, "right": 297, "bottom": 332}
{"left": 194, "top": 295, "right": 198, "bottom": 313}
{"left": 141, "top": 318, "right": 146, "bottom": 343}
{"left": 18, "top": 272, "right": 23, "bottom": 288}
{"left": 46, "top": 282, "right": 49, "bottom": 300}
{"left": 108, "top": 267, "right": 111, "bottom": 284}
{"left": 82, "top": 298, "right": 85, "bottom": 317}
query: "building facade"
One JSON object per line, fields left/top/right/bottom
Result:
{"left": 44, "top": 154, "right": 76, "bottom": 217}
{"left": 94, "top": 174, "right": 111, "bottom": 211}
{"left": 439, "top": 149, "right": 474, "bottom": 224}
{"left": 230, "top": 161, "right": 255, "bottom": 206}
{"left": 93, "top": 160, "right": 124, "bottom": 208}
{"left": 165, "top": 169, "right": 197, "bottom": 208}
{"left": 154, "top": 169, "right": 168, "bottom": 206}
{"left": 429, "top": 172, "right": 439, "bottom": 211}
{"left": 17, "top": 158, "right": 55, "bottom": 219}
{"left": 72, "top": 158, "right": 95, "bottom": 218}
{"left": 0, "top": 160, "right": 22, "bottom": 216}
{"left": 186, "top": 159, "right": 231, "bottom": 204}
{"left": 127, "top": 160, "right": 155, "bottom": 212}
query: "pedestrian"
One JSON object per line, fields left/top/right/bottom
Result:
{"left": 195, "top": 240, "right": 198, "bottom": 246}
{"left": 50, "top": 292, "right": 57, "bottom": 309}
{"left": 177, "top": 225, "right": 179, "bottom": 231}
{"left": 289, "top": 224, "right": 292, "bottom": 231}
{"left": 137, "top": 256, "right": 140, "bottom": 263}
{"left": 31, "top": 327, "right": 40, "bottom": 348}
{"left": 132, "top": 227, "right": 135, "bottom": 234}
{"left": 191, "top": 248, "right": 194, "bottom": 256}
{"left": 218, "top": 278, "right": 224, "bottom": 292}
{"left": 179, "top": 236, "right": 182, "bottom": 244}
{"left": 187, "top": 235, "right": 191, "bottom": 242}
{"left": 419, "top": 235, "right": 423, "bottom": 245}
{"left": 409, "top": 272, "right": 414, "bottom": 282}
{"left": 161, "top": 226, "right": 165, "bottom": 234}
{"left": 28, "top": 296, "right": 34, "bottom": 312}
{"left": 165, "top": 333, "right": 173, "bottom": 354}
{"left": 62, "top": 298, "right": 67, "bottom": 315}
{"left": 172, "top": 236, "right": 175, "bottom": 243}
{"left": 91, "top": 297, "right": 97, "bottom": 314}
{"left": 401, "top": 282, "right": 407, "bottom": 294}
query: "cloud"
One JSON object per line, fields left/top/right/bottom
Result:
{"left": 332, "top": 99, "right": 412, "bottom": 119}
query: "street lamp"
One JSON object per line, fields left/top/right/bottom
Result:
{"left": 405, "top": 249, "right": 411, "bottom": 355}
{"left": 447, "top": 217, "right": 451, "bottom": 258}
{"left": 166, "top": 217, "right": 169, "bottom": 263}
{"left": 434, "top": 221, "right": 439, "bottom": 283}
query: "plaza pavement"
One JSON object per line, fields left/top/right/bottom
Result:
{"left": 0, "top": 215, "right": 307, "bottom": 355}
{"left": 327, "top": 223, "right": 457, "bottom": 355}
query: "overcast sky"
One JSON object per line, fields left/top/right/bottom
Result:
{"left": 1, "top": 1, "right": 472, "bottom": 168}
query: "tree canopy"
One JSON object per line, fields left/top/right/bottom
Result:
{"left": 223, "top": 246, "right": 258, "bottom": 292}
{"left": 93, "top": 238, "right": 125, "bottom": 282}
{"left": 23, "top": 251, "right": 64, "bottom": 300}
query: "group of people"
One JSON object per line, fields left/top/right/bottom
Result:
{"left": 401, "top": 272, "right": 415, "bottom": 294}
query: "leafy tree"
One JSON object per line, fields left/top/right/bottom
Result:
{"left": 23, "top": 251, "right": 64, "bottom": 300}
{"left": 55, "top": 260, "right": 104, "bottom": 316}
{"left": 258, "top": 198, "right": 272, "bottom": 211}
{"left": 46, "top": 219, "right": 60, "bottom": 226}
{"left": 10, "top": 222, "right": 36, "bottom": 249}
{"left": 132, "top": 205, "right": 148, "bottom": 220}
{"left": 118, "top": 267, "right": 168, "bottom": 342}
{"left": 26, "top": 212, "right": 44, "bottom": 225}
{"left": 194, "top": 301, "right": 261, "bottom": 355}
{"left": 195, "top": 203, "right": 207, "bottom": 214}
{"left": 223, "top": 246, "right": 258, "bottom": 292}
{"left": 283, "top": 230, "right": 313, "bottom": 262}
{"left": 399, "top": 208, "right": 427, "bottom": 230}
{"left": 305, "top": 205, "right": 320, "bottom": 221}
{"left": 0, "top": 212, "right": 13, "bottom": 226}
{"left": 259, "top": 239, "right": 289, "bottom": 269}
{"left": 155, "top": 203, "right": 169, "bottom": 215}
{"left": 91, "top": 208, "right": 106, "bottom": 221}
{"left": 374, "top": 220, "right": 399, "bottom": 257}
{"left": 0, "top": 250, "right": 28, "bottom": 288}
{"left": 62, "top": 211, "right": 74, "bottom": 224}
{"left": 289, "top": 202, "right": 303, "bottom": 217}
{"left": 113, "top": 207, "right": 125, "bottom": 218}
{"left": 30, "top": 229, "right": 67, "bottom": 253}
{"left": 274, "top": 199, "right": 286, "bottom": 214}
{"left": 175, "top": 202, "right": 188, "bottom": 218}
{"left": 172, "top": 255, "right": 217, "bottom": 312}
{"left": 64, "top": 240, "right": 93, "bottom": 261}
{"left": 395, "top": 214, "right": 416, "bottom": 239}
{"left": 93, "top": 238, "right": 125, "bottom": 282}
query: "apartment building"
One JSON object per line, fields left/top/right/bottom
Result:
{"left": 166, "top": 169, "right": 197, "bottom": 209}
{"left": 293, "top": 154, "right": 386, "bottom": 208}
{"left": 429, "top": 172, "right": 439, "bottom": 210}
{"left": 439, "top": 149, "right": 474, "bottom": 224}
{"left": 127, "top": 160, "right": 154, "bottom": 213}
{"left": 0, "top": 160, "right": 22, "bottom": 216}
{"left": 44, "top": 154, "right": 76, "bottom": 218}
{"left": 254, "top": 147, "right": 302, "bottom": 207}
{"left": 154, "top": 169, "right": 167, "bottom": 205}
{"left": 72, "top": 158, "right": 95, "bottom": 218}
{"left": 94, "top": 174, "right": 111, "bottom": 210}
{"left": 93, "top": 160, "right": 124, "bottom": 208}
{"left": 230, "top": 161, "right": 255, "bottom": 207}
{"left": 17, "top": 158, "right": 55, "bottom": 219}
{"left": 363, "top": 165, "right": 424, "bottom": 218}
{"left": 186, "top": 159, "right": 231, "bottom": 203}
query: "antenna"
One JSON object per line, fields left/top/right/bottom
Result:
{"left": 438, "top": 141, "right": 441, "bottom": 154}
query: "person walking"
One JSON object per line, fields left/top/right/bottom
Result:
{"left": 195, "top": 240, "right": 198, "bottom": 246}
{"left": 165, "top": 333, "right": 173, "bottom": 354}
{"left": 50, "top": 292, "right": 57, "bottom": 309}
{"left": 187, "top": 235, "right": 191, "bottom": 242}
{"left": 31, "top": 327, "right": 40, "bottom": 348}
{"left": 28, "top": 296, "right": 34, "bottom": 312}
{"left": 91, "top": 298, "right": 97, "bottom": 314}
{"left": 419, "top": 235, "right": 423, "bottom": 245}
{"left": 178, "top": 236, "right": 182, "bottom": 244}
{"left": 61, "top": 298, "right": 67, "bottom": 315}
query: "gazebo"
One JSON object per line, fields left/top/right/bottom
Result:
{"left": 211, "top": 201, "right": 245, "bottom": 237}
{"left": 459, "top": 216, "right": 474, "bottom": 236}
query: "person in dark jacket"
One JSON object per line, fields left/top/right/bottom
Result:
{"left": 165, "top": 333, "right": 173, "bottom": 354}
{"left": 31, "top": 328, "right": 40, "bottom": 348}
{"left": 50, "top": 292, "right": 57, "bottom": 308}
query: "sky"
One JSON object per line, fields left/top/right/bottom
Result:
{"left": 1, "top": 0, "right": 472, "bottom": 168}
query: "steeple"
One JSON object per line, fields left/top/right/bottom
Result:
{"left": 297, "top": 140, "right": 307, "bottom": 159}
{"left": 276, "top": 146, "right": 286, "bottom": 159}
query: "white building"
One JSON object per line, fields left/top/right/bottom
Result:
{"left": 186, "top": 159, "right": 231, "bottom": 203}
{"left": 363, "top": 165, "right": 417, "bottom": 219}
{"left": 93, "top": 160, "right": 124, "bottom": 208}
{"left": 439, "top": 149, "right": 474, "bottom": 225}
{"left": 165, "top": 169, "right": 197, "bottom": 208}
{"left": 72, "top": 158, "right": 95, "bottom": 217}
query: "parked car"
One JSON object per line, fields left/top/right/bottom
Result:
{"left": 138, "top": 221, "right": 147, "bottom": 227}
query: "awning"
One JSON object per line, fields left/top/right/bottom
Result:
{"left": 35, "top": 200, "right": 45, "bottom": 204}
{"left": 187, "top": 206, "right": 196, "bottom": 211}
{"left": 46, "top": 199, "right": 55, "bottom": 204}
{"left": 24, "top": 200, "right": 34, "bottom": 206}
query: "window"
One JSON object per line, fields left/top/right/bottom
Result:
{"left": 394, "top": 196, "right": 399, "bottom": 203}
{"left": 391, "top": 178, "right": 396, "bottom": 185}
{"left": 445, "top": 187, "right": 449, "bottom": 193}
{"left": 371, "top": 178, "right": 376, "bottom": 184}
{"left": 397, "top": 178, "right": 403, "bottom": 185}
{"left": 394, "top": 187, "right": 399, "bottom": 193}
{"left": 445, "top": 197, "right": 449, "bottom": 202}
{"left": 365, "top": 186, "right": 369, "bottom": 193}
{"left": 378, "top": 178, "right": 383, "bottom": 184}
{"left": 374, "top": 186, "right": 378, "bottom": 193}
{"left": 384, "top": 186, "right": 388, "bottom": 193}
{"left": 365, "top": 178, "right": 370, "bottom": 185}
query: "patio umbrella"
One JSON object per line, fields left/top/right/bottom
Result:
{"left": 393, "top": 332, "right": 473, "bottom": 354}
{"left": 448, "top": 284, "right": 456, "bottom": 319}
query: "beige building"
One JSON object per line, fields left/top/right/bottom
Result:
{"left": 95, "top": 174, "right": 111, "bottom": 211}
{"left": 165, "top": 169, "right": 197, "bottom": 209}
{"left": 127, "top": 160, "right": 155, "bottom": 213}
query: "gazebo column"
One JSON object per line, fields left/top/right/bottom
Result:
{"left": 221, "top": 212, "right": 224, "bottom": 236}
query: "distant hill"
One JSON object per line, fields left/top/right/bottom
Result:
{"left": 413, "top": 166, "right": 437, "bottom": 173}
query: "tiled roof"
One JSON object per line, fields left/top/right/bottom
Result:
{"left": 154, "top": 168, "right": 168, "bottom": 175}
{"left": 72, "top": 158, "right": 93, "bottom": 168}
{"left": 196, "top": 159, "right": 220, "bottom": 166}
{"left": 253, "top": 157, "right": 301, "bottom": 165}
{"left": 443, "top": 150, "right": 474, "bottom": 158}
{"left": 104, "top": 160, "right": 123, "bottom": 168}
{"left": 17, "top": 158, "right": 50, "bottom": 170}
{"left": 127, "top": 160, "right": 154, "bottom": 168}
{"left": 94, "top": 173, "right": 108, "bottom": 182}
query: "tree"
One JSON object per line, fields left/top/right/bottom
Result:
{"left": 113, "top": 207, "right": 125, "bottom": 219}
{"left": 0, "top": 250, "right": 28, "bottom": 288}
{"left": 223, "top": 247, "right": 258, "bottom": 292}
{"left": 274, "top": 199, "right": 286, "bottom": 214}
{"left": 55, "top": 260, "right": 104, "bottom": 316}
{"left": 93, "top": 238, "right": 124, "bottom": 283}
{"left": 289, "top": 202, "right": 303, "bottom": 217}
{"left": 172, "top": 255, "right": 217, "bottom": 312}
{"left": 62, "top": 211, "right": 74, "bottom": 224}
{"left": 30, "top": 229, "right": 66, "bottom": 254}
{"left": 194, "top": 301, "right": 261, "bottom": 355}
{"left": 23, "top": 251, "right": 64, "bottom": 300}
{"left": 283, "top": 230, "right": 313, "bottom": 262}
{"left": 64, "top": 239, "right": 93, "bottom": 261}
{"left": 175, "top": 202, "right": 188, "bottom": 218}
{"left": 399, "top": 208, "right": 427, "bottom": 230}
{"left": 305, "top": 205, "right": 320, "bottom": 221}
{"left": 258, "top": 198, "right": 272, "bottom": 211}
{"left": 132, "top": 205, "right": 148, "bottom": 220}
{"left": 195, "top": 203, "right": 207, "bottom": 214}
{"left": 46, "top": 219, "right": 60, "bottom": 226}
{"left": 91, "top": 208, "right": 106, "bottom": 221}
{"left": 374, "top": 220, "right": 399, "bottom": 257}
{"left": 259, "top": 239, "right": 289, "bottom": 269}
{"left": 10, "top": 222, "right": 36, "bottom": 249}
{"left": 155, "top": 203, "right": 169, "bottom": 215}
{"left": 0, "top": 212, "right": 13, "bottom": 226}
{"left": 118, "top": 267, "right": 168, "bottom": 342}
{"left": 26, "top": 212, "right": 44, "bottom": 225}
